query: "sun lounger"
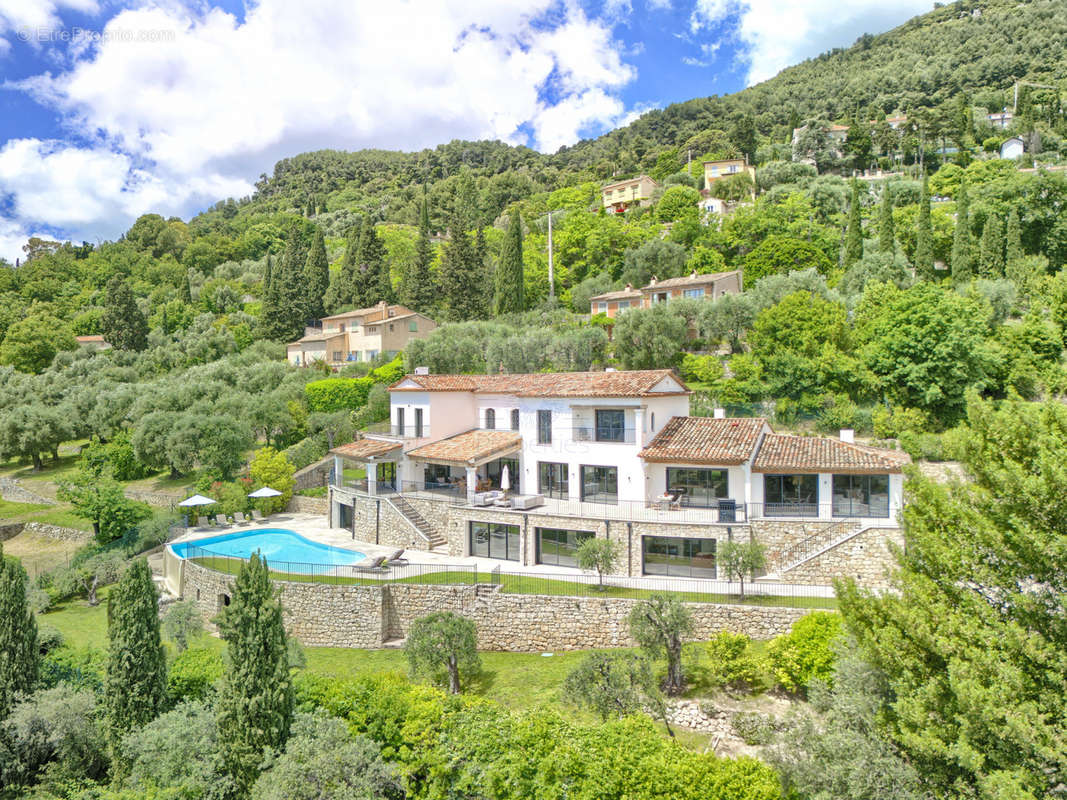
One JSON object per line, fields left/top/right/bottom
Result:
{"left": 352, "top": 556, "right": 387, "bottom": 573}
{"left": 233, "top": 512, "right": 249, "bottom": 524}
{"left": 197, "top": 516, "right": 212, "bottom": 528}
{"left": 213, "top": 514, "right": 230, "bottom": 527}
{"left": 385, "top": 549, "right": 408, "bottom": 567}
{"left": 250, "top": 509, "right": 265, "bottom": 522}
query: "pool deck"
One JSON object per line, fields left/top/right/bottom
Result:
{"left": 169, "top": 513, "right": 834, "bottom": 599}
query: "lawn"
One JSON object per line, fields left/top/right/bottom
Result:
{"left": 1, "top": 529, "right": 84, "bottom": 578}
{"left": 0, "top": 499, "right": 94, "bottom": 533}
{"left": 188, "top": 556, "right": 836, "bottom": 609}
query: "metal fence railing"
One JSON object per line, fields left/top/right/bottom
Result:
{"left": 178, "top": 544, "right": 835, "bottom": 608}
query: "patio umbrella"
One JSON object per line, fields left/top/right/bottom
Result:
{"left": 178, "top": 494, "right": 216, "bottom": 507}
{"left": 500, "top": 465, "right": 510, "bottom": 493}
{"left": 248, "top": 487, "right": 282, "bottom": 498}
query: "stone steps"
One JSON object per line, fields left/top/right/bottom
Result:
{"left": 381, "top": 637, "right": 406, "bottom": 649}
{"left": 391, "top": 496, "right": 447, "bottom": 548}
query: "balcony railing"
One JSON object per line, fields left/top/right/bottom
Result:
{"left": 362, "top": 422, "right": 430, "bottom": 439}
{"left": 571, "top": 426, "right": 637, "bottom": 444}
{"left": 746, "top": 501, "right": 893, "bottom": 520}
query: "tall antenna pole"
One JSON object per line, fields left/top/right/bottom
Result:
{"left": 547, "top": 211, "right": 555, "bottom": 298}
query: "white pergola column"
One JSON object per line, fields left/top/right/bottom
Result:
{"left": 367, "top": 460, "right": 378, "bottom": 496}
{"left": 465, "top": 465, "right": 477, "bottom": 505}
{"left": 333, "top": 455, "right": 343, "bottom": 487}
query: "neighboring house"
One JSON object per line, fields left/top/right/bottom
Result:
{"left": 75, "top": 335, "right": 110, "bottom": 351}
{"left": 589, "top": 270, "right": 743, "bottom": 319}
{"left": 1000, "top": 136, "right": 1025, "bottom": 159}
{"left": 601, "top": 175, "right": 659, "bottom": 213}
{"left": 702, "top": 158, "right": 755, "bottom": 187}
{"left": 885, "top": 115, "right": 908, "bottom": 130}
{"left": 287, "top": 302, "right": 436, "bottom": 367}
{"left": 988, "top": 111, "right": 1014, "bottom": 129}
{"left": 327, "top": 369, "right": 909, "bottom": 586}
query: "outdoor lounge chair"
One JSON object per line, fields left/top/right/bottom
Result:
{"left": 352, "top": 556, "right": 387, "bottom": 573}
{"left": 197, "top": 516, "right": 212, "bottom": 528}
{"left": 385, "top": 549, "right": 408, "bottom": 567}
{"left": 250, "top": 509, "right": 265, "bottom": 522}
{"left": 213, "top": 514, "right": 231, "bottom": 527}
{"left": 233, "top": 512, "right": 249, "bottom": 524}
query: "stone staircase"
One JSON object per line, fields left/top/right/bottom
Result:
{"left": 761, "top": 519, "right": 867, "bottom": 580}
{"left": 390, "top": 496, "right": 447, "bottom": 549}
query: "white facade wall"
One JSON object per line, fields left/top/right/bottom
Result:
{"left": 391, "top": 391, "right": 477, "bottom": 485}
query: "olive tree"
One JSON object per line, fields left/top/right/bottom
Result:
{"left": 575, "top": 537, "right": 619, "bottom": 590}
{"left": 628, "top": 593, "right": 693, "bottom": 696}
{"left": 717, "top": 539, "right": 768, "bottom": 600}
{"left": 404, "top": 611, "right": 480, "bottom": 694}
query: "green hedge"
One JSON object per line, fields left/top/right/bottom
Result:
{"left": 304, "top": 356, "right": 406, "bottom": 412}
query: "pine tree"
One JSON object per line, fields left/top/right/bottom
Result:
{"left": 878, "top": 182, "right": 895, "bottom": 253}
{"left": 493, "top": 207, "right": 524, "bottom": 316}
{"left": 106, "top": 559, "right": 167, "bottom": 753}
{"left": 438, "top": 215, "right": 478, "bottom": 322}
{"left": 951, "top": 180, "right": 973, "bottom": 284}
{"left": 915, "top": 173, "right": 935, "bottom": 280}
{"left": 0, "top": 544, "right": 37, "bottom": 720}
{"left": 454, "top": 167, "right": 479, "bottom": 232}
{"left": 102, "top": 276, "right": 149, "bottom": 351}
{"left": 217, "top": 553, "right": 293, "bottom": 795}
{"left": 325, "top": 226, "right": 359, "bottom": 312}
{"left": 403, "top": 188, "right": 437, "bottom": 312}
{"left": 303, "top": 229, "right": 329, "bottom": 320}
{"left": 354, "top": 217, "right": 390, "bottom": 308}
{"left": 1005, "top": 207, "right": 1023, "bottom": 266}
{"left": 843, "top": 180, "right": 863, "bottom": 267}
{"left": 979, "top": 214, "right": 1006, "bottom": 277}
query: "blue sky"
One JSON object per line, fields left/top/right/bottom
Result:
{"left": 0, "top": 0, "right": 932, "bottom": 259}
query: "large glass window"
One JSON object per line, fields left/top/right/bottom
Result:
{"left": 763, "top": 474, "right": 819, "bottom": 517}
{"left": 375, "top": 462, "right": 396, "bottom": 491}
{"left": 666, "top": 468, "right": 728, "bottom": 508}
{"left": 396, "top": 408, "right": 405, "bottom": 435}
{"left": 595, "top": 409, "right": 626, "bottom": 442}
{"left": 424, "top": 464, "right": 452, "bottom": 489}
{"left": 581, "top": 465, "right": 618, "bottom": 504}
{"left": 537, "top": 528, "right": 594, "bottom": 567}
{"left": 537, "top": 410, "right": 552, "bottom": 445}
{"left": 538, "top": 461, "right": 569, "bottom": 500}
{"left": 642, "top": 536, "right": 717, "bottom": 578}
{"left": 484, "top": 408, "right": 495, "bottom": 430}
{"left": 484, "top": 458, "right": 519, "bottom": 490}
{"left": 414, "top": 408, "right": 423, "bottom": 438}
{"left": 832, "top": 474, "right": 890, "bottom": 517}
{"left": 469, "top": 521, "right": 520, "bottom": 561}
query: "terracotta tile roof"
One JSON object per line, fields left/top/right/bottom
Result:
{"left": 753, "top": 434, "right": 910, "bottom": 474}
{"left": 406, "top": 429, "right": 522, "bottom": 465}
{"left": 643, "top": 270, "right": 740, "bottom": 290}
{"left": 639, "top": 416, "right": 767, "bottom": 465}
{"left": 288, "top": 332, "right": 347, "bottom": 345}
{"left": 330, "top": 439, "right": 402, "bottom": 460}
{"left": 319, "top": 303, "right": 414, "bottom": 322}
{"left": 590, "top": 287, "right": 643, "bottom": 302}
{"left": 75, "top": 335, "right": 107, "bottom": 343}
{"left": 391, "top": 370, "right": 688, "bottom": 398}
{"left": 602, "top": 175, "right": 658, "bottom": 191}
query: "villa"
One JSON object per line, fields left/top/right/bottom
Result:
{"left": 287, "top": 301, "right": 436, "bottom": 368}
{"left": 590, "top": 270, "right": 743, "bottom": 319}
{"left": 327, "top": 369, "right": 909, "bottom": 587}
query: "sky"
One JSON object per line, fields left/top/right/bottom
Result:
{"left": 0, "top": 0, "right": 933, "bottom": 261}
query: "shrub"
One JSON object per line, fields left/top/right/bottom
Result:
{"left": 168, "top": 646, "right": 224, "bottom": 702}
{"left": 36, "top": 623, "right": 65, "bottom": 655}
{"left": 898, "top": 430, "right": 945, "bottom": 460}
{"left": 283, "top": 433, "right": 329, "bottom": 471}
{"left": 765, "top": 612, "right": 843, "bottom": 694}
{"left": 871, "top": 406, "right": 929, "bottom": 439}
{"left": 248, "top": 446, "right": 296, "bottom": 513}
{"left": 704, "top": 632, "right": 763, "bottom": 689}
{"left": 162, "top": 600, "right": 204, "bottom": 652}
{"left": 681, "top": 353, "right": 724, "bottom": 384}
{"left": 304, "top": 377, "right": 373, "bottom": 412}
{"left": 730, "top": 711, "right": 782, "bottom": 745}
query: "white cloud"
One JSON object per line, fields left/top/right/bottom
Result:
{"left": 646, "top": 0, "right": 671, "bottom": 10}
{"left": 0, "top": 0, "right": 99, "bottom": 51}
{"left": 1, "top": 0, "right": 641, "bottom": 258}
{"left": 690, "top": 0, "right": 930, "bottom": 86}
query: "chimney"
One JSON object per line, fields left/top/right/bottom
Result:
{"left": 605, "top": 367, "right": 617, "bottom": 372}
{"left": 624, "top": 283, "right": 633, "bottom": 291}
{"left": 840, "top": 429, "right": 855, "bottom": 444}
{"left": 713, "top": 408, "right": 725, "bottom": 419}
{"left": 649, "top": 275, "right": 658, "bottom": 286}
{"left": 414, "top": 366, "right": 430, "bottom": 375}
{"left": 691, "top": 269, "right": 698, "bottom": 279}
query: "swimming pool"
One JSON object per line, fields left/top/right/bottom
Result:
{"left": 170, "top": 529, "right": 366, "bottom": 568}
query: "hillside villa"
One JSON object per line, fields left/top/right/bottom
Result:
{"left": 287, "top": 301, "right": 436, "bottom": 368}
{"left": 601, "top": 175, "right": 659, "bottom": 213}
{"left": 590, "top": 270, "right": 743, "bottom": 319}
{"left": 702, "top": 158, "right": 755, "bottom": 187}
{"left": 327, "top": 369, "right": 908, "bottom": 586}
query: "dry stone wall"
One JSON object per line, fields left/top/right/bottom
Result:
{"left": 0, "top": 478, "right": 55, "bottom": 506}
{"left": 287, "top": 495, "right": 328, "bottom": 515}
{"left": 782, "top": 526, "right": 902, "bottom": 589}
{"left": 178, "top": 559, "right": 813, "bottom": 651}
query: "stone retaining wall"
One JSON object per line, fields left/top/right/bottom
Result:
{"left": 178, "top": 560, "right": 813, "bottom": 651}
{"left": 124, "top": 488, "right": 182, "bottom": 508}
{"left": 24, "top": 522, "right": 94, "bottom": 542}
{"left": 287, "top": 495, "right": 329, "bottom": 515}
{"left": 782, "top": 526, "right": 902, "bottom": 589}
{"left": 293, "top": 458, "right": 332, "bottom": 491}
{"left": 0, "top": 477, "right": 55, "bottom": 506}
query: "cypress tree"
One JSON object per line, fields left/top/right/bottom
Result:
{"left": 102, "top": 276, "right": 149, "bottom": 351}
{"left": 0, "top": 544, "right": 37, "bottom": 720}
{"left": 354, "top": 217, "right": 390, "bottom": 308}
{"left": 106, "top": 559, "right": 167, "bottom": 754}
{"left": 473, "top": 226, "right": 492, "bottom": 318}
{"left": 438, "top": 215, "right": 478, "bottom": 322}
{"left": 979, "top": 214, "right": 1006, "bottom": 277}
{"left": 302, "top": 229, "right": 329, "bottom": 321}
{"left": 915, "top": 173, "right": 935, "bottom": 280}
{"left": 843, "top": 180, "right": 863, "bottom": 267}
{"left": 453, "top": 167, "right": 479, "bottom": 232}
{"left": 404, "top": 188, "right": 437, "bottom": 312}
{"left": 877, "top": 182, "right": 895, "bottom": 253}
{"left": 1005, "top": 207, "right": 1023, "bottom": 266}
{"left": 325, "top": 226, "right": 359, "bottom": 312}
{"left": 217, "top": 552, "right": 293, "bottom": 795}
{"left": 951, "top": 180, "right": 973, "bottom": 284}
{"left": 493, "top": 207, "right": 525, "bottom": 316}
{"left": 261, "top": 232, "right": 308, "bottom": 340}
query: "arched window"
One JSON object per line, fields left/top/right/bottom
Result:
{"left": 485, "top": 408, "right": 495, "bottom": 430}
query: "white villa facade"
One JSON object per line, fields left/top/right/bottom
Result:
{"left": 327, "top": 370, "right": 908, "bottom": 586}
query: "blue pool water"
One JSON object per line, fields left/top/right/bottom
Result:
{"left": 170, "top": 529, "right": 366, "bottom": 567}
